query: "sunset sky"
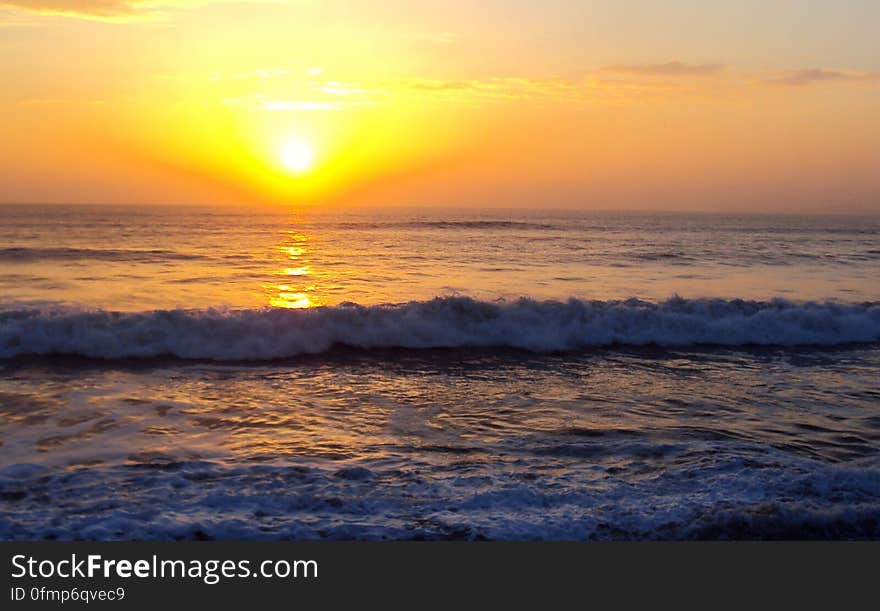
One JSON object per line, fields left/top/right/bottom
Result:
{"left": 1, "top": 0, "right": 879, "bottom": 212}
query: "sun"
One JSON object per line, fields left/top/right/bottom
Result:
{"left": 280, "top": 140, "right": 314, "bottom": 173}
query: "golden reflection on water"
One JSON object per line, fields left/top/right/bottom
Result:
{"left": 270, "top": 288, "right": 315, "bottom": 309}
{"left": 281, "top": 266, "right": 311, "bottom": 276}
{"left": 267, "top": 230, "right": 321, "bottom": 309}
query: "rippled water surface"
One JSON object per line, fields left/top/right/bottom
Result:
{"left": 2, "top": 205, "right": 878, "bottom": 309}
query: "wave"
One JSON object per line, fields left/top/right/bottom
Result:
{"left": 0, "top": 247, "right": 203, "bottom": 263}
{"left": 329, "top": 220, "right": 558, "bottom": 231}
{"left": 1, "top": 296, "right": 879, "bottom": 360}
{"left": 3, "top": 454, "right": 880, "bottom": 540}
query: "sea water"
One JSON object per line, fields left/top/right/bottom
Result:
{"left": 1, "top": 205, "right": 878, "bottom": 539}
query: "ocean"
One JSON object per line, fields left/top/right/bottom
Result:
{"left": 1, "top": 205, "right": 879, "bottom": 540}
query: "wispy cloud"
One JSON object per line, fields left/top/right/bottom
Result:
{"left": 210, "top": 69, "right": 294, "bottom": 82}
{"left": 601, "top": 61, "right": 724, "bottom": 76}
{"left": 0, "top": 7, "right": 40, "bottom": 25}
{"left": 393, "top": 77, "right": 590, "bottom": 101}
{"left": 222, "top": 94, "right": 376, "bottom": 113}
{"left": 764, "top": 68, "right": 878, "bottom": 87}
{"left": 213, "top": 64, "right": 879, "bottom": 114}
{"left": 214, "top": 76, "right": 596, "bottom": 113}
{"left": 318, "top": 81, "right": 372, "bottom": 97}
{"left": 0, "top": 0, "right": 140, "bottom": 18}
{"left": 0, "top": 0, "right": 288, "bottom": 21}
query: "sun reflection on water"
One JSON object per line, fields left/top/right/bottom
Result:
{"left": 268, "top": 230, "right": 320, "bottom": 309}
{"left": 270, "top": 291, "right": 314, "bottom": 309}
{"left": 281, "top": 266, "right": 311, "bottom": 277}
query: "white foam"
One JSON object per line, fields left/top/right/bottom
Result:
{"left": 1, "top": 296, "right": 878, "bottom": 360}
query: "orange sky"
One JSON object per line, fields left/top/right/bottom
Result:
{"left": 1, "top": 0, "right": 879, "bottom": 212}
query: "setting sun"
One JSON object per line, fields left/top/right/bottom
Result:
{"left": 280, "top": 140, "right": 315, "bottom": 174}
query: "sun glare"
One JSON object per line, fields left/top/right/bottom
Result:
{"left": 280, "top": 140, "right": 314, "bottom": 173}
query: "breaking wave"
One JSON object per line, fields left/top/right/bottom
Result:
{"left": 1, "top": 296, "right": 879, "bottom": 360}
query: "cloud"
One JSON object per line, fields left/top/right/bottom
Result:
{"left": 0, "top": 7, "right": 41, "bottom": 25}
{"left": 765, "top": 68, "right": 877, "bottom": 87}
{"left": 222, "top": 94, "right": 376, "bottom": 113}
{"left": 394, "top": 77, "right": 588, "bottom": 101}
{"left": 0, "top": 0, "right": 287, "bottom": 20}
{"left": 0, "top": 0, "right": 141, "bottom": 17}
{"left": 216, "top": 77, "right": 596, "bottom": 113}
{"left": 601, "top": 61, "right": 724, "bottom": 76}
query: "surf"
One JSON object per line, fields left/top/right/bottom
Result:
{"left": 2, "top": 296, "right": 879, "bottom": 361}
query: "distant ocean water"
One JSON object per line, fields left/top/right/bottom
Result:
{"left": 1, "top": 205, "right": 879, "bottom": 540}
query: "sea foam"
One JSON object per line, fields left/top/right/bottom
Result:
{"left": 1, "top": 296, "right": 878, "bottom": 360}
